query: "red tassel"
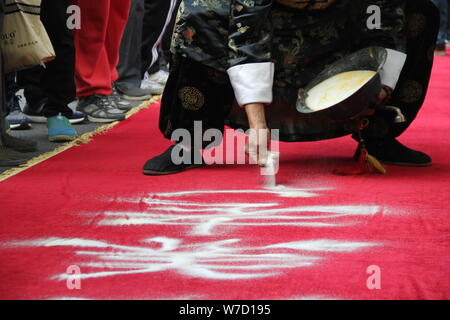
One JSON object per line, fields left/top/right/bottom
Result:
{"left": 333, "top": 147, "right": 386, "bottom": 176}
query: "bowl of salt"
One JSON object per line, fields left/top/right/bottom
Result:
{"left": 296, "top": 47, "right": 387, "bottom": 122}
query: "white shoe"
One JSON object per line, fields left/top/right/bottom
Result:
{"left": 144, "top": 70, "right": 169, "bottom": 85}
{"left": 140, "top": 78, "right": 165, "bottom": 95}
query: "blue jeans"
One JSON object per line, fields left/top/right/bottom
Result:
{"left": 432, "top": 0, "right": 448, "bottom": 45}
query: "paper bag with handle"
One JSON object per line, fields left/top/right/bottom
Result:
{"left": 1, "top": 0, "right": 55, "bottom": 73}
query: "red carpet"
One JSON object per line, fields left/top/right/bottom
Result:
{"left": 0, "top": 57, "right": 449, "bottom": 300}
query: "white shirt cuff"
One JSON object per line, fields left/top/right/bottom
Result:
{"left": 227, "top": 62, "right": 274, "bottom": 107}
{"left": 380, "top": 48, "right": 407, "bottom": 89}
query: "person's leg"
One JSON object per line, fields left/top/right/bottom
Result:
{"left": 17, "top": 0, "right": 78, "bottom": 141}
{"left": 104, "top": 0, "right": 131, "bottom": 88}
{"left": 4, "top": 73, "right": 32, "bottom": 130}
{"left": 74, "top": 0, "right": 112, "bottom": 98}
{"left": 116, "top": 0, "right": 144, "bottom": 91}
{"left": 115, "top": 0, "right": 153, "bottom": 100}
{"left": 441, "top": 0, "right": 448, "bottom": 44}
{"left": 0, "top": 72, "right": 36, "bottom": 155}
{"left": 432, "top": 0, "right": 448, "bottom": 48}
{"left": 0, "top": 3, "right": 35, "bottom": 164}
{"left": 143, "top": 56, "right": 234, "bottom": 175}
{"left": 0, "top": 57, "right": 29, "bottom": 165}
{"left": 141, "top": 0, "right": 177, "bottom": 77}
{"left": 0, "top": 0, "right": 5, "bottom": 136}
{"left": 17, "top": 67, "right": 46, "bottom": 108}
{"left": 160, "top": 0, "right": 181, "bottom": 67}
{"left": 448, "top": 0, "right": 450, "bottom": 37}
{"left": 74, "top": 0, "right": 126, "bottom": 123}
{"left": 39, "top": 0, "right": 75, "bottom": 119}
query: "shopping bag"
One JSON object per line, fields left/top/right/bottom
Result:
{"left": 1, "top": 0, "right": 55, "bottom": 73}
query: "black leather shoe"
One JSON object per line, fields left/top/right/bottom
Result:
{"left": 143, "top": 145, "right": 204, "bottom": 175}
{"left": 361, "top": 139, "right": 432, "bottom": 167}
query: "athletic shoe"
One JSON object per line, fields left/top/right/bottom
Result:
{"left": 47, "top": 115, "right": 77, "bottom": 142}
{"left": 141, "top": 71, "right": 166, "bottom": 95}
{"left": 145, "top": 70, "right": 169, "bottom": 84}
{"left": 23, "top": 99, "right": 86, "bottom": 124}
{"left": 142, "top": 145, "right": 204, "bottom": 176}
{"left": 110, "top": 87, "right": 133, "bottom": 111}
{"left": 355, "top": 139, "right": 432, "bottom": 167}
{"left": 0, "top": 145, "right": 29, "bottom": 166}
{"left": 77, "top": 95, "right": 126, "bottom": 123}
{"left": 140, "top": 80, "right": 165, "bottom": 95}
{"left": 117, "top": 87, "right": 153, "bottom": 101}
{"left": 6, "top": 95, "right": 32, "bottom": 130}
{"left": 1, "top": 131, "right": 37, "bottom": 153}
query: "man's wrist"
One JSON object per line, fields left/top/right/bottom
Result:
{"left": 245, "top": 103, "right": 268, "bottom": 128}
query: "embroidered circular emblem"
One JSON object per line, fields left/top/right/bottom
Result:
{"left": 399, "top": 80, "right": 423, "bottom": 104}
{"left": 178, "top": 87, "right": 205, "bottom": 111}
{"left": 407, "top": 13, "right": 426, "bottom": 38}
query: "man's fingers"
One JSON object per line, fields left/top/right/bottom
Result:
{"left": 247, "top": 128, "right": 270, "bottom": 166}
{"left": 257, "top": 133, "right": 269, "bottom": 166}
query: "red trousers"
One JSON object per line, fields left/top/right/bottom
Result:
{"left": 74, "top": 0, "right": 131, "bottom": 98}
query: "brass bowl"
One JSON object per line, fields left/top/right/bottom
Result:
{"left": 296, "top": 47, "right": 387, "bottom": 123}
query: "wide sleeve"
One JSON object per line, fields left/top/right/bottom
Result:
{"left": 226, "top": 0, "right": 274, "bottom": 107}
{"left": 361, "top": 0, "right": 408, "bottom": 89}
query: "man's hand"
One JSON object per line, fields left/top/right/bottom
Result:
{"left": 244, "top": 103, "right": 270, "bottom": 166}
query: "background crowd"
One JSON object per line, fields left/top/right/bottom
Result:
{"left": 0, "top": 0, "right": 180, "bottom": 166}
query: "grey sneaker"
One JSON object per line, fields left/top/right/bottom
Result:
{"left": 77, "top": 95, "right": 126, "bottom": 123}
{"left": 144, "top": 70, "right": 169, "bottom": 85}
{"left": 118, "top": 87, "right": 153, "bottom": 101}
{"left": 6, "top": 95, "right": 32, "bottom": 130}
{"left": 110, "top": 87, "right": 133, "bottom": 111}
{"left": 140, "top": 74, "right": 165, "bottom": 95}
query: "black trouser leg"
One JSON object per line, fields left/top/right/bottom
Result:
{"left": 160, "top": 0, "right": 181, "bottom": 67}
{"left": 17, "top": 0, "right": 75, "bottom": 119}
{"left": 391, "top": 0, "right": 439, "bottom": 138}
{"left": 17, "top": 66, "right": 44, "bottom": 109}
{"left": 116, "top": 0, "right": 145, "bottom": 91}
{"left": 159, "top": 55, "right": 234, "bottom": 149}
{"left": 0, "top": 70, "right": 4, "bottom": 136}
{"left": 141, "top": 0, "right": 177, "bottom": 77}
{"left": 364, "top": 0, "right": 440, "bottom": 141}
{"left": 0, "top": 0, "right": 5, "bottom": 135}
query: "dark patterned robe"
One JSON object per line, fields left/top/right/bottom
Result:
{"left": 159, "top": 0, "right": 439, "bottom": 142}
